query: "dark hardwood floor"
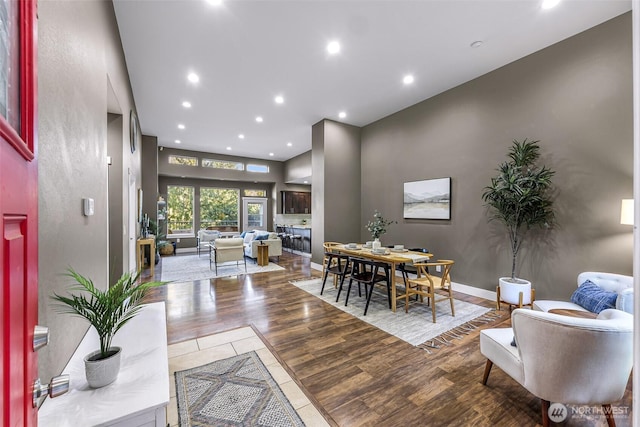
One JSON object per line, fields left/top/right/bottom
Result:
{"left": 143, "top": 252, "right": 632, "bottom": 427}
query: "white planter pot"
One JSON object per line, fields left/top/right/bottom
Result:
{"left": 372, "top": 238, "right": 381, "bottom": 250}
{"left": 84, "top": 346, "right": 122, "bottom": 388}
{"left": 499, "top": 277, "right": 532, "bottom": 305}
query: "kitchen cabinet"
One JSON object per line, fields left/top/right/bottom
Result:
{"left": 281, "top": 191, "right": 311, "bottom": 214}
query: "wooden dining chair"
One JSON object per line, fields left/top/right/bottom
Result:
{"left": 344, "top": 257, "right": 392, "bottom": 316}
{"left": 322, "top": 242, "right": 343, "bottom": 286}
{"left": 405, "top": 260, "right": 455, "bottom": 323}
{"left": 321, "top": 251, "right": 351, "bottom": 298}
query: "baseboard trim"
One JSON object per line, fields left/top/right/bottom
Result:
{"left": 309, "top": 262, "right": 496, "bottom": 301}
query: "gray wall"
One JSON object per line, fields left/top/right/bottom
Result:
{"left": 283, "top": 150, "right": 312, "bottom": 183}
{"left": 38, "top": 1, "right": 141, "bottom": 382}
{"left": 312, "top": 120, "right": 362, "bottom": 264}
{"left": 359, "top": 13, "right": 633, "bottom": 299}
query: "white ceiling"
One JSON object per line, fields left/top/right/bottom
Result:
{"left": 113, "top": 0, "right": 631, "bottom": 162}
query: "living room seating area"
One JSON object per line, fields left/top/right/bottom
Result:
{"left": 241, "top": 230, "right": 283, "bottom": 261}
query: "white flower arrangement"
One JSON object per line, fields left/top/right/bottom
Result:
{"left": 365, "top": 210, "right": 396, "bottom": 239}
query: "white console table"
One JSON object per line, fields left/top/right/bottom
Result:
{"left": 38, "top": 302, "right": 169, "bottom": 426}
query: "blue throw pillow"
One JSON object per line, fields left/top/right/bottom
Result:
{"left": 240, "top": 231, "right": 247, "bottom": 238}
{"left": 255, "top": 233, "right": 269, "bottom": 241}
{"left": 570, "top": 280, "right": 617, "bottom": 313}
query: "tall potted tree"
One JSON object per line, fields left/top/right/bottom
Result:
{"left": 482, "top": 139, "right": 555, "bottom": 307}
{"left": 52, "top": 268, "right": 165, "bottom": 388}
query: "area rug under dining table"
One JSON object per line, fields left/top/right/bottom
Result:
{"left": 290, "top": 277, "right": 500, "bottom": 351}
{"left": 160, "top": 254, "right": 285, "bottom": 282}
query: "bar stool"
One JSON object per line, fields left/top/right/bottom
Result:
{"left": 286, "top": 226, "right": 302, "bottom": 252}
{"left": 276, "top": 225, "right": 290, "bottom": 251}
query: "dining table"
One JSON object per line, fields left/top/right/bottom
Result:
{"left": 334, "top": 243, "right": 432, "bottom": 312}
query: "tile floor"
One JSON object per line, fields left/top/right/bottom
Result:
{"left": 166, "top": 326, "right": 330, "bottom": 427}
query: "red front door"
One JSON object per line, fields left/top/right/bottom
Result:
{"left": 0, "top": 1, "right": 38, "bottom": 425}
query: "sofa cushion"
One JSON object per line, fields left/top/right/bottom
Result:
{"left": 243, "top": 232, "right": 256, "bottom": 244}
{"left": 570, "top": 280, "right": 617, "bottom": 314}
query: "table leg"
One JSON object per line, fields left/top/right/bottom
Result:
{"left": 391, "top": 261, "right": 397, "bottom": 312}
{"left": 149, "top": 241, "right": 155, "bottom": 277}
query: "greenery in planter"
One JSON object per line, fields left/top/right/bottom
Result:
{"left": 481, "top": 139, "right": 555, "bottom": 280}
{"left": 51, "top": 268, "right": 165, "bottom": 359}
{"left": 365, "top": 210, "right": 397, "bottom": 240}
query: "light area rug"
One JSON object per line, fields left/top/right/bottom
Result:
{"left": 290, "top": 278, "right": 495, "bottom": 348}
{"left": 175, "top": 351, "right": 305, "bottom": 427}
{"left": 161, "top": 254, "right": 285, "bottom": 282}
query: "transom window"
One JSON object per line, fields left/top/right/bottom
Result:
{"left": 244, "top": 189, "right": 267, "bottom": 197}
{"left": 168, "top": 155, "right": 198, "bottom": 166}
{"left": 202, "top": 158, "right": 244, "bottom": 170}
{"left": 246, "top": 163, "right": 269, "bottom": 173}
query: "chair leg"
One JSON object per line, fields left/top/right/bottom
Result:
{"left": 431, "top": 293, "right": 437, "bottom": 323}
{"left": 449, "top": 288, "right": 455, "bottom": 317}
{"left": 345, "top": 278, "right": 354, "bottom": 306}
{"left": 363, "top": 284, "right": 374, "bottom": 316}
{"left": 321, "top": 270, "right": 330, "bottom": 295}
{"left": 603, "top": 404, "right": 616, "bottom": 427}
{"left": 243, "top": 256, "right": 247, "bottom": 272}
{"left": 481, "top": 360, "right": 493, "bottom": 385}
{"left": 541, "top": 399, "right": 550, "bottom": 427}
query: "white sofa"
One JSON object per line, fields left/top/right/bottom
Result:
{"left": 242, "top": 231, "right": 282, "bottom": 261}
{"left": 533, "top": 271, "right": 633, "bottom": 314}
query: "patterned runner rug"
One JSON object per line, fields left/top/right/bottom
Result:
{"left": 175, "top": 351, "right": 305, "bottom": 427}
{"left": 290, "top": 278, "right": 503, "bottom": 352}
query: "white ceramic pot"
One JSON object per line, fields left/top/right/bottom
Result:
{"left": 499, "top": 277, "right": 532, "bottom": 305}
{"left": 84, "top": 346, "right": 122, "bottom": 388}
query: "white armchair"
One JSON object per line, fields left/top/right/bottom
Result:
{"left": 534, "top": 271, "right": 633, "bottom": 314}
{"left": 210, "top": 238, "right": 246, "bottom": 274}
{"left": 197, "top": 230, "right": 221, "bottom": 257}
{"left": 480, "top": 309, "right": 633, "bottom": 427}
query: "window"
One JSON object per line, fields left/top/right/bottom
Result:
{"left": 202, "top": 158, "right": 244, "bottom": 170}
{"left": 0, "top": 0, "right": 21, "bottom": 133}
{"left": 246, "top": 163, "right": 269, "bottom": 173}
{"left": 168, "top": 155, "right": 198, "bottom": 166}
{"left": 167, "top": 185, "right": 194, "bottom": 236}
{"left": 244, "top": 189, "right": 266, "bottom": 197}
{"left": 200, "top": 188, "right": 239, "bottom": 231}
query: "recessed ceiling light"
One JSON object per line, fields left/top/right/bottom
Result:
{"left": 470, "top": 40, "right": 484, "bottom": 49}
{"left": 403, "top": 74, "right": 415, "bottom": 85}
{"left": 238, "top": 134, "right": 245, "bottom": 139}
{"left": 177, "top": 124, "right": 185, "bottom": 129}
{"left": 287, "top": 142, "right": 292, "bottom": 147}
{"left": 541, "top": 0, "right": 560, "bottom": 9}
{"left": 175, "top": 139, "right": 181, "bottom": 144}
{"left": 182, "top": 101, "right": 192, "bottom": 108}
{"left": 275, "top": 95, "right": 284, "bottom": 104}
{"left": 269, "top": 152, "right": 274, "bottom": 157}
{"left": 206, "top": 0, "right": 222, "bottom": 5}
{"left": 255, "top": 116, "right": 263, "bottom": 123}
{"left": 338, "top": 111, "right": 346, "bottom": 119}
{"left": 303, "top": 181, "right": 308, "bottom": 184}
{"left": 226, "top": 146, "right": 232, "bottom": 151}
{"left": 327, "top": 41, "right": 341, "bottom": 55}
{"left": 187, "top": 72, "right": 199, "bottom": 83}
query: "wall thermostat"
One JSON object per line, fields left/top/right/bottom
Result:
{"left": 83, "top": 198, "right": 95, "bottom": 216}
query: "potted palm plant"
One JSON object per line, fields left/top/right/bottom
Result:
{"left": 481, "top": 139, "right": 555, "bottom": 307}
{"left": 52, "top": 268, "right": 164, "bottom": 388}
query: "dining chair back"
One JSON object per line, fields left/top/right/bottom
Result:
{"left": 344, "top": 257, "right": 391, "bottom": 316}
{"left": 321, "top": 250, "right": 351, "bottom": 298}
{"left": 405, "top": 259, "right": 455, "bottom": 322}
